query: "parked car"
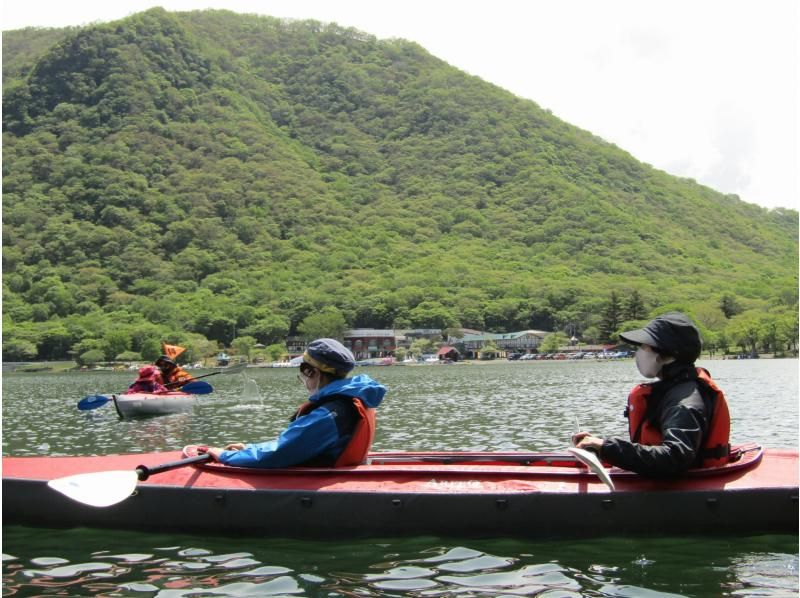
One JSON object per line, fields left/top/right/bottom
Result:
{"left": 507, "top": 353, "right": 522, "bottom": 361}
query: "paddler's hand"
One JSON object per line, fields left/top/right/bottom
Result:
{"left": 198, "top": 443, "right": 245, "bottom": 461}
{"left": 572, "top": 431, "right": 603, "bottom": 454}
{"left": 197, "top": 446, "right": 226, "bottom": 461}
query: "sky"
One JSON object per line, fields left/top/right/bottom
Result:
{"left": 3, "top": 0, "right": 798, "bottom": 211}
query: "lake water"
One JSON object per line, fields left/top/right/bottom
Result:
{"left": 3, "top": 359, "right": 798, "bottom": 596}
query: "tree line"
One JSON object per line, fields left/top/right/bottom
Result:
{"left": 2, "top": 9, "right": 797, "bottom": 364}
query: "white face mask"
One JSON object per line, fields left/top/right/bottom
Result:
{"left": 635, "top": 347, "right": 662, "bottom": 378}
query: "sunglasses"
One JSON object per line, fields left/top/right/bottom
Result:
{"left": 297, "top": 364, "right": 316, "bottom": 384}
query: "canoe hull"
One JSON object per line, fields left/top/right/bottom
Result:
{"left": 3, "top": 448, "right": 797, "bottom": 538}
{"left": 112, "top": 392, "right": 195, "bottom": 418}
{"left": 5, "top": 478, "right": 796, "bottom": 539}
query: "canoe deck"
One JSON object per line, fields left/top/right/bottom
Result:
{"left": 3, "top": 447, "right": 797, "bottom": 538}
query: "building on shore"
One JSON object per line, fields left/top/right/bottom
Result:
{"left": 343, "top": 329, "right": 396, "bottom": 360}
{"left": 285, "top": 328, "right": 559, "bottom": 362}
{"left": 436, "top": 345, "right": 461, "bottom": 361}
{"left": 459, "top": 330, "right": 548, "bottom": 360}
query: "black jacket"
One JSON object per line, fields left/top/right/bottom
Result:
{"left": 601, "top": 362, "right": 709, "bottom": 475}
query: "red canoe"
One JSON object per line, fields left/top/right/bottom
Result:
{"left": 3, "top": 444, "right": 797, "bottom": 538}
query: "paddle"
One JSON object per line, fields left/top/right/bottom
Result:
{"left": 570, "top": 415, "right": 615, "bottom": 490}
{"left": 48, "top": 448, "right": 613, "bottom": 508}
{"left": 77, "top": 380, "right": 214, "bottom": 411}
{"left": 174, "top": 380, "right": 213, "bottom": 394}
{"left": 567, "top": 447, "right": 615, "bottom": 490}
{"left": 47, "top": 454, "right": 213, "bottom": 507}
{"left": 164, "top": 362, "right": 247, "bottom": 389}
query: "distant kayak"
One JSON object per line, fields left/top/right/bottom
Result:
{"left": 3, "top": 443, "right": 797, "bottom": 538}
{"left": 111, "top": 391, "right": 196, "bottom": 418}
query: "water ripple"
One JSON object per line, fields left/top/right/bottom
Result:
{"left": 2, "top": 361, "right": 798, "bottom": 596}
{"left": 2, "top": 532, "right": 797, "bottom": 596}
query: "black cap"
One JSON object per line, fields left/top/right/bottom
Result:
{"left": 303, "top": 338, "right": 355, "bottom": 376}
{"left": 619, "top": 312, "right": 701, "bottom": 362}
{"left": 156, "top": 355, "right": 176, "bottom": 367}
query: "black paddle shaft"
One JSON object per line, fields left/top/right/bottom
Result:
{"left": 135, "top": 454, "right": 212, "bottom": 481}
{"left": 164, "top": 372, "right": 220, "bottom": 389}
{"left": 164, "top": 363, "right": 246, "bottom": 388}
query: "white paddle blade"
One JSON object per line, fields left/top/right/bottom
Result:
{"left": 568, "top": 447, "right": 615, "bottom": 491}
{"left": 47, "top": 470, "right": 139, "bottom": 507}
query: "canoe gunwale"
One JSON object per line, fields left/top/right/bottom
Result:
{"left": 181, "top": 443, "right": 765, "bottom": 480}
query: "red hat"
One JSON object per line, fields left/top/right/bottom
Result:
{"left": 136, "top": 365, "right": 159, "bottom": 381}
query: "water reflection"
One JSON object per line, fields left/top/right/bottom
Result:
{"left": 3, "top": 527, "right": 797, "bottom": 597}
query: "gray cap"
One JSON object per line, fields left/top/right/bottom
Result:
{"left": 303, "top": 338, "right": 355, "bottom": 376}
{"left": 619, "top": 312, "right": 701, "bottom": 362}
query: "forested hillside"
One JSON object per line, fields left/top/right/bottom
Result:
{"left": 3, "top": 8, "right": 797, "bottom": 363}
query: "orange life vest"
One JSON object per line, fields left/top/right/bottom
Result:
{"left": 334, "top": 399, "right": 376, "bottom": 467}
{"left": 626, "top": 367, "right": 730, "bottom": 468}
{"left": 294, "top": 397, "right": 376, "bottom": 467}
{"left": 163, "top": 366, "right": 192, "bottom": 385}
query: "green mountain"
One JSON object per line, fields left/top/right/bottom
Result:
{"left": 3, "top": 8, "right": 797, "bottom": 362}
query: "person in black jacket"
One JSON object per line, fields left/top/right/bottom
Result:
{"left": 572, "top": 312, "right": 728, "bottom": 476}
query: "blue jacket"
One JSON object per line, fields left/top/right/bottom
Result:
{"left": 217, "top": 374, "right": 386, "bottom": 468}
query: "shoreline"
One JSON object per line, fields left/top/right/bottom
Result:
{"left": 5, "top": 353, "right": 796, "bottom": 373}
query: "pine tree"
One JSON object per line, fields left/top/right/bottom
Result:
{"left": 599, "top": 291, "right": 622, "bottom": 341}
{"left": 624, "top": 289, "right": 646, "bottom": 321}
{"left": 720, "top": 294, "right": 742, "bottom": 319}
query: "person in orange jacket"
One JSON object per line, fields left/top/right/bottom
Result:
{"left": 155, "top": 355, "right": 193, "bottom": 387}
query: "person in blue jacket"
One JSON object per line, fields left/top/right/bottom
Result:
{"left": 200, "top": 338, "right": 386, "bottom": 468}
